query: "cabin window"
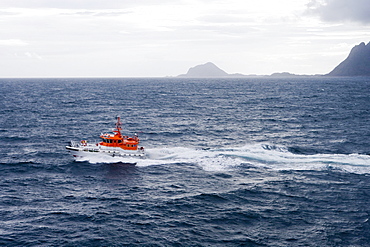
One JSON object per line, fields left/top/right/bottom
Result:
{"left": 118, "top": 140, "right": 122, "bottom": 143}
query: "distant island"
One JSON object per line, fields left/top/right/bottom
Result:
{"left": 177, "top": 42, "right": 370, "bottom": 78}
{"left": 177, "top": 62, "right": 249, "bottom": 78}
{"left": 177, "top": 62, "right": 311, "bottom": 78}
{"left": 177, "top": 62, "right": 228, "bottom": 77}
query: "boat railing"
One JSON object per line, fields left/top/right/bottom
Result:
{"left": 70, "top": 140, "right": 79, "bottom": 147}
{"left": 70, "top": 140, "right": 102, "bottom": 148}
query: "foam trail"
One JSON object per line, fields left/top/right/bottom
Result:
{"left": 215, "top": 144, "right": 370, "bottom": 174}
{"left": 76, "top": 144, "right": 370, "bottom": 174}
{"left": 137, "top": 147, "right": 217, "bottom": 167}
{"left": 75, "top": 152, "right": 141, "bottom": 164}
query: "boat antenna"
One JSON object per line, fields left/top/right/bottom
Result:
{"left": 115, "top": 116, "right": 122, "bottom": 135}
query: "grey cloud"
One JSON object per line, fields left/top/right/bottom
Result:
{"left": 62, "top": 10, "right": 132, "bottom": 17}
{"left": 0, "top": 0, "right": 122, "bottom": 9}
{"left": 0, "top": 0, "right": 176, "bottom": 9}
{"left": 307, "top": 0, "right": 370, "bottom": 24}
{"left": 199, "top": 14, "right": 252, "bottom": 24}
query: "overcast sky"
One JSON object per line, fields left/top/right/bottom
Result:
{"left": 0, "top": 0, "right": 369, "bottom": 77}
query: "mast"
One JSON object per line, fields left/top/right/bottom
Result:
{"left": 115, "top": 116, "right": 122, "bottom": 136}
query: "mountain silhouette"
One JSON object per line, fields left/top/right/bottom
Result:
{"left": 178, "top": 62, "right": 229, "bottom": 77}
{"left": 328, "top": 42, "right": 370, "bottom": 76}
{"left": 177, "top": 43, "right": 370, "bottom": 78}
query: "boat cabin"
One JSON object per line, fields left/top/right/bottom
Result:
{"left": 99, "top": 117, "right": 140, "bottom": 151}
{"left": 99, "top": 134, "right": 139, "bottom": 150}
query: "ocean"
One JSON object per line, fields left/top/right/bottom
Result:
{"left": 0, "top": 77, "right": 370, "bottom": 246}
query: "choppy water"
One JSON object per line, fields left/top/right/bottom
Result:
{"left": 1, "top": 77, "right": 370, "bottom": 246}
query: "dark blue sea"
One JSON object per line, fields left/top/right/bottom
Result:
{"left": 1, "top": 77, "right": 370, "bottom": 246}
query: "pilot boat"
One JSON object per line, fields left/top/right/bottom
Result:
{"left": 66, "top": 117, "right": 145, "bottom": 162}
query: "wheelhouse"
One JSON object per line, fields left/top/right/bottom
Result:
{"left": 99, "top": 118, "right": 140, "bottom": 151}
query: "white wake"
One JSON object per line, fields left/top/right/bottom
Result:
{"left": 77, "top": 144, "right": 370, "bottom": 174}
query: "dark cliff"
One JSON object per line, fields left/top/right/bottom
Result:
{"left": 328, "top": 42, "right": 370, "bottom": 76}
